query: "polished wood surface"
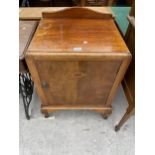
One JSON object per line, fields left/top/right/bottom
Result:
{"left": 28, "top": 9, "right": 128, "bottom": 54}
{"left": 115, "top": 4, "right": 135, "bottom": 130}
{"left": 35, "top": 61, "right": 121, "bottom": 106}
{"left": 115, "top": 106, "right": 135, "bottom": 131}
{"left": 19, "top": 20, "right": 38, "bottom": 72}
{"left": 29, "top": 18, "right": 127, "bottom": 53}
{"left": 19, "top": 21, "right": 38, "bottom": 60}
{"left": 26, "top": 8, "right": 131, "bottom": 118}
{"left": 42, "top": 7, "right": 113, "bottom": 19}
{"left": 123, "top": 16, "right": 135, "bottom": 104}
{"left": 19, "top": 7, "right": 112, "bottom": 20}
{"left": 115, "top": 17, "right": 135, "bottom": 131}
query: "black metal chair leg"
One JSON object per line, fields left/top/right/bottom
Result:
{"left": 19, "top": 72, "right": 34, "bottom": 120}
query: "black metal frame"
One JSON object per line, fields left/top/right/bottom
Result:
{"left": 19, "top": 72, "right": 34, "bottom": 120}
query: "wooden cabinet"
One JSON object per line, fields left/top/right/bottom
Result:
{"left": 26, "top": 8, "right": 131, "bottom": 118}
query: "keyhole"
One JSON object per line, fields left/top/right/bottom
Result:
{"left": 41, "top": 81, "right": 48, "bottom": 89}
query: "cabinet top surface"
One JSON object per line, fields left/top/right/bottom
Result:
{"left": 28, "top": 18, "right": 129, "bottom": 54}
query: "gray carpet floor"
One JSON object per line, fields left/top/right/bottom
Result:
{"left": 19, "top": 85, "right": 135, "bottom": 155}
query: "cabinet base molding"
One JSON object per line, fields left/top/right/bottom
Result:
{"left": 41, "top": 105, "right": 112, "bottom": 118}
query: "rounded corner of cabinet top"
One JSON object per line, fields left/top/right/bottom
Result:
{"left": 127, "top": 50, "right": 132, "bottom": 58}
{"left": 25, "top": 49, "right": 32, "bottom": 59}
{"left": 124, "top": 51, "right": 132, "bottom": 62}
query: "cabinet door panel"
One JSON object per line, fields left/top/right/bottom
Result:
{"left": 35, "top": 61, "right": 121, "bottom": 106}
{"left": 76, "top": 61, "right": 121, "bottom": 105}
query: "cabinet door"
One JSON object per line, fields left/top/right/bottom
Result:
{"left": 35, "top": 61, "right": 121, "bottom": 107}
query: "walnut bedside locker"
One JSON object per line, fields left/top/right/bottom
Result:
{"left": 26, "top": 8, "right": 131, "bottom": 119}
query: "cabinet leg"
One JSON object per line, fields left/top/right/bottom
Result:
{"left": 42, "top": 110, "right": 49, "bottom": 118}
{"left": 44, "top": 112, "right": 49, "bottom": 118}
{"left": 102, "top": 114, "right": 108, "bottom": 119}
{"left": 115, "top": 125, "right": 120, "bottom": 132}
{"left": 115, "top": 106, "right": 135, "bottom": 132}
{"left": 44, "top": 111, "right": 49, "bottom": 118}
{"left": 101, "top": 111, "right": 112, "bottom": 119}
{"left": 94, "top": 109, "right": 112, "bottom": 119}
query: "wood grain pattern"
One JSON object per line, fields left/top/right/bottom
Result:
{"left": 19, "top": 7, "right": 113, "bottom": 20}
{"left": 115, "top": 3, "right": 135, "bottom": 130}
{"left": 35, "top": 61, "right": 121, "bottom": 106}
{"left": 115, "top": 106, "right": 135, "bottom": 131}
{"left": 106, "top": 57, "right": 131, "bottom": 106}
{"left": 123, "top": 16, "right": 135, "bottom": 104}
{"left": 19, "top": 21, "right": 38, "bottom": 60}
{"left": 28, "top": 18, "right": 128, "bottom": 54}
{"left": 42, "top": 7, "right": 113, "bottom": 19}
{"left": 19, "top": 20, "right": 38, "bottom": 72}
{"left": 26, "top": 8, "right": 131, "bottom": 118}
{"left": 26, "top": 56, "right": 48, "bottom": 106}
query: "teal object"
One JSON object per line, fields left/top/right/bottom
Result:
{"left": 111, "top": 7, "right": 131, "bottom": 35}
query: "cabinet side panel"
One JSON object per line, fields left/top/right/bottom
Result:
{"left": 26, "top": 56, "right": 48, "bottom": 106}
{"left": 106, "top": 56, "right": 131, "bottom": 106}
